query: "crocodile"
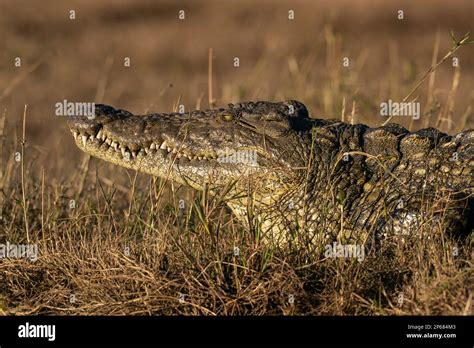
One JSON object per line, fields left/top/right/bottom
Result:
{"left": 67, "top": 101, "right": 473, "bottom": 247}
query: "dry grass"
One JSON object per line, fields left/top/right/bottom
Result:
{"left": 0, "top": 162, "right": 472, "bottom": 315}
{"left": 0, "top": 0, "right": 473, "bottom": 315}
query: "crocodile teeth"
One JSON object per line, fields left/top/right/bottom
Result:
{"left": 96, "top": 130, "right": 103, "bottom": 139}
{"left": 105, "top": 138, "right": 112, "bottom": 145}
{"left": 167, "top": 147, "right": 171, "bottom": 152}
{"left": 81, "top": 135, "right": 88, "bottom": 147}
{"left": 111, "top": 142, "right": 118, "bottom": 150}
{"left": 120, "top": 147, "right": 127, "bottom": 157}
{"left": 159, "top": 142, "right": 167, "bottom": 150}
{"left": 73, "top": 131, "right": 78, "bottom": 139}
{"left": 150, "top": 143, "right": 157, "bottom": 150}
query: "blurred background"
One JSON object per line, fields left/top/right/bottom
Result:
{"left": 0, "top": 0, "right": 473, "bottom": 176}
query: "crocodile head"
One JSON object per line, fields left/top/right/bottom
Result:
{"left": 67, "top": 101, "right": 313, "bottom": 217}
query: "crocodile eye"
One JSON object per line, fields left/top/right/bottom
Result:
{"left": 222, "top": 114, "right": 234, "bottom": 122}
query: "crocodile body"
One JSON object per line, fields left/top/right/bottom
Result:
{"left": 67, "top": 101, "right": 473, "bottom": 246}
